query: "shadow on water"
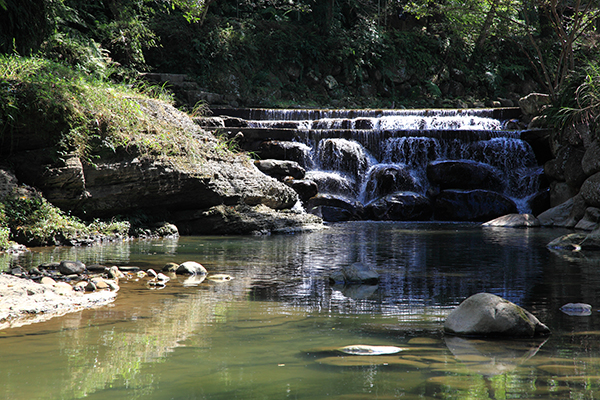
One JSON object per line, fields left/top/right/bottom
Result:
{"left": 2, "top": 222, "right": 600, "bottom": 399}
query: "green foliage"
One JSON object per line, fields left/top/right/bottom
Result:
{"left": 1, "top": 189, "right": 129, "bottom": 246}
{"left": 0, "top": 54, "right": 209, "bottom": 164}
{"left": 546, "top": 63, "right": 600, "bottom": 138}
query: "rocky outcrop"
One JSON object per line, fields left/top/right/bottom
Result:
{"left": 175, "top": 203, "right": 323, "bottom": 235}
{"left": 3, "top": 99, "right": 320, "bottom": 235}
{"left": 537, "top": 109, "right": 600, "bottom": 232}
{"left": 444, "top": 293, "right": 550, "bottom": 338}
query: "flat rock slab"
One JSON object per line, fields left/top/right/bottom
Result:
{"left": 0, "top": 273, "right": 116, "bottom": 330}
{"left": 482, "top": 213, "right": 540, "bottom": 227}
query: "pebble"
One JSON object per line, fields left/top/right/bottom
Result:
{"left": 157, "top": 273, "right": 170, "bottom": 282}
{"left": 162, "top": 263, "right": 179, "bottom": 272}
{"left": 108, "top": 266, "right": 125, "bottom": 279}
{"left": 91, "top": 278, "right": 109, "bottom": 290}
{"left": 41, "top": 277, "right": 56, "bottom": 286}
{"left": 53, "top": 282, "right": 73, "bottom": 295}
{"left": 207, "top": 274, "right": 233, "bottom": 281}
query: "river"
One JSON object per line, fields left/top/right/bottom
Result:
{"left": 1, "top": 222, "right": 600, "bottom": 399}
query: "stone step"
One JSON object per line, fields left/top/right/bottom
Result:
{"left": 210, "top": 107, "right": 523, "bottom": 121}
{"left": 208, "top": 127, "right": 525, "bottom": 142}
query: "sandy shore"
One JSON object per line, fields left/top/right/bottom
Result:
{"left": 0, "top": 273, "right": 117, "bottom": 330}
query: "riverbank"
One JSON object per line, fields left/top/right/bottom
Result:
{"left": 0, "top": 273, "right": 116, "bottom": 330}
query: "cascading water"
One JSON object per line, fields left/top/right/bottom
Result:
{"left": 212, "top": 107, "right": 544, "bottom": 221}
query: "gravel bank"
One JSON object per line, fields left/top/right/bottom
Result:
{"left": 0, "top": 273, "right": 117, "bottom": 330}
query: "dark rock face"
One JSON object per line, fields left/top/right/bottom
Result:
{"left": 284, "top": 178, "right": 318, "bottom": 203}
{"left": 306, "top": 194, "right": 364, "bottom": 222}
{"left": 427, "top": 160, "right": 504, "bottom": 192}
{"left": 365, "top": 191, "right": 432, "bottom": 221}
{"left": 581, "top": 172, "right": 600, "bottom": 208}
{"left": 444, "top": 293, "right": 550, "bottom": 338}
{"left": 175, "top": 204, "right": 322, "bottom": 235}
{"left": 528, "top": 188, "right": 550, "bottom": 216}
{"left": 73, "top": 158, "right": 299, "bottom": 219}
{"left": 258, "top": 140, "right": 312, "bottom": 168}
{"left": 434, "top": 189, "right": 518, "bottom": 221}
{"left": 363, "top": 165, "right": 420, "bottom": 203}
{"left": 254, "top": 159, "right": 305, "bottom": 180}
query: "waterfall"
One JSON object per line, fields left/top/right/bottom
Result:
{"left": 211, "top": 107, "right": 543, "bottom": 221}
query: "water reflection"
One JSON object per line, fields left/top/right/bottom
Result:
{"left": 444, "top": 336, "right": 547, "bottom": 376}
{"left": 2, "top": 223, "right": 600, "bottom": 399}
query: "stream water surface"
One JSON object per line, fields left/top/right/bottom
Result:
{"left": 2, "top": 222, "right": 600, "bottom": 400}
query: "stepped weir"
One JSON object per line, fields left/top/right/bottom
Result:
{"left": 204, "top": 108, "right": 549, "bottom": 222}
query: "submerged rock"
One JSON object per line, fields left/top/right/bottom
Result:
{"left": 560, "top": 303, "right": 592, "bottom": 316}
{"left": 547, "top": 232, "right": 600, "bottom": 251}
{"left": 329, "top": 262, "right": 379, "bottom": 284}
{"left": 444, "top": 293, "right": 550, "bottom": 338}
{"left": 337, "top": 345, "right": 404, "bottom": 356}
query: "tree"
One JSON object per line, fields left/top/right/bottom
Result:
{"left": 519, "top": 0, "right": 600, "bottom": 99}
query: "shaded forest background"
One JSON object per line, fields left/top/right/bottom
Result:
{"left": 3, "top": 0, "right": 600, "bottom": 112}
{"left": 2, "top": 0, "right": 600, "bottom": 248}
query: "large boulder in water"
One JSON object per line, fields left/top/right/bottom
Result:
{"left": 365, "top": 191, "right": 432, "bottom": 221}
{"left": 363, "top": 165, "right": 421, "bottom": 203}
{"left": 433, "top": 189, "right": 517, "bottom": 221}
{"left": 427, "top": 160, "right": 504, "bottom": 192}
{"left": 444, "top": 293, "right": 550, "bottom": 338}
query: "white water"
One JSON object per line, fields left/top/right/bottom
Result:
{"left": 249, "top": 109, "right": 541, "bottom": 214}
